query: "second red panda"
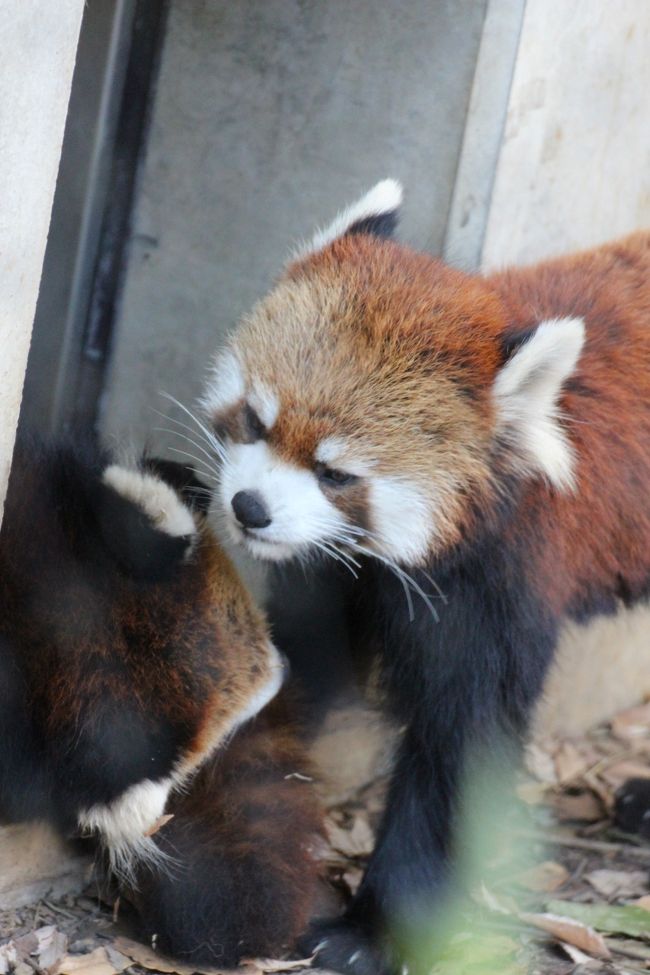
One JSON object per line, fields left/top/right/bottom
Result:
{"left": 0, "top": 435, "right": 323, "bottom": 964}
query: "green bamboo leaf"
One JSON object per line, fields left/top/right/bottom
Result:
{"left": 545, "top": 900, "right": 650, "bottom": 939}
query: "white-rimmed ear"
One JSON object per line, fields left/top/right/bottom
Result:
{"left": 295, "top": 179, "right": 403, "bottom": 259}
{"left": 493, "top": 317, "right": 585, "bottom": 491}
{"left": 200, "top": 348, "right": 246, "bottom": 416}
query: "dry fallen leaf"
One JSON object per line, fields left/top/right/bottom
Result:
{"left": 112, "top": 937, "right": 306, "bottom": 975}
{"left": 585, "top": 869, "right": 649, "bottom": 900}
{"left": 54, "top": 946, "right": 131, "bottom": 975}
{"left": 611, "top": 703, "right": 650, "bottom": 741}
{"left": 553, "top": 790, "right": 604, "bottom": 823}
{"left": 30, "top": 925, "right": 68, "bottom": 973}
{"left": 517, "top": 860, "right": 569, "bottom": 893}
{"left": 241, "top": 957, "right": 314, "bottom": 973}
{"left": 113, "top": 936, "right": 219, "bottom": 975}
{"left": 600, "top": 760, "right": 650, "bottom": 791}
{"left": 1, "top": 927, "right": 68, "bottom": 975}
{"left": 604, "top": 936, "right": 650, "bottom": 964}
{"left": 0, "top": 943, "right": 17, "bottom": 975}
{"left": 519, "top": 911, "right": 611, "bottom": 960}
{"left": 553, "top": 741, "right": 598, "bottom": 785}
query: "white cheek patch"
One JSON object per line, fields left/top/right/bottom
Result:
{"left": 248, "top": 382, "right": 280, "bottom": 430}
{"left": 102, "top": 466, "right": 196, "bottom": 539}
{"left": 296, "top": 178, "right": 403, "bottom": 258}
{"left": 368, "top": 476, "right": 433, "bottom": 565}
{"left": 315, "top": 436, "right": 377, "bottom": 477}
{"left": 200, "top": 348, "right": 246, "bottom": 415}
{"left": 493, "top": 316, "right": 585, "bottom": 492}
{"left": 219, "top": 441, "right": 348, "bottom": 560}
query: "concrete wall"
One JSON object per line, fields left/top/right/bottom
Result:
{"left": 0, "top": 0, "right": 85, "bottom": 523}
{"left": 482, "top": 0, "right": 650, "bottom": 268}
{"left": 0, "top": 0, "right": 88, "bottom": 907}
{"left": 101, "top": 0, "right": 489, "bottom": 452}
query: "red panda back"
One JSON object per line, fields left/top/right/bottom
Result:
{"left": 488, "top": 232, "right": 650, "bottom": 618}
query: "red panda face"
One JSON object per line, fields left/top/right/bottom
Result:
{"left": 203, "top": 182, "right": 585, "bottom": 568}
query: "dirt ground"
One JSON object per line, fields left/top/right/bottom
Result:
{"left": 2, "top": 700, "right": 650, "bottom": 975}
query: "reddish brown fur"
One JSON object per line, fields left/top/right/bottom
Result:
{"left": 131, "top": 694, "right": 325, "bottom": 960}
{"left": 0, "top": 443, "right": 275, "bottom": 777}
{"left": 271, "top": 231, "right": 650, "bottom": 597}
{"left": 0, "top": 437, "right": 325, "bottom": 965}
{"left": 487, "top": 233, "right": 650, "bottom": 615}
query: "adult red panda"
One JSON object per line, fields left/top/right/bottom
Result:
{"left": 0, "top": 435, "right": 322, "bottom": 964}
{"left": 200, "top": 181, "right": 650, "bottom": 974}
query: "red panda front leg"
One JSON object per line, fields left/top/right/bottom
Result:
{"left": 305, "top": 553, "right": 558, "bottom": 975}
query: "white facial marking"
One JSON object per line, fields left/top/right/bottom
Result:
{"left": 315, "top": 436, "right": 377, "bottom": 477}
{"left": 78, "top": 777, "right": 173, "bottom": 881}
{"left": 296, "top": 178, "right": 403, "bottom": 258}
{"left": 102, "top": 466, "right": 196, "bottom": 538}
{"left": 219, "top": 440, "right": 348, "bottom": 561}
{"left": 368, "top": 476, "right": 433, "bottom": 564}
{"left": 200, "top": 348, "right": 246, "bottom": 415}
{"left": 493, "top": 316, "right": 585, "bottom": 491}
{"left": 248, "top": 382, "right": 280, "bottom": 430}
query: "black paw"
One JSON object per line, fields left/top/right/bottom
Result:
{"left": 614, "top": 778, "right": 650, "bottom": 839}
{"left": 299, "top": 918, "right": 390, "bottom": 975}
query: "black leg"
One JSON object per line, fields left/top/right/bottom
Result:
{"left": 304, "top": 549, "right": 558, "bottom": 974}
{"left": 615, "top": 778, "right": 650, "bottom": 839}
{"left": 304, "top": 724, "right": 470, "bottom": 975}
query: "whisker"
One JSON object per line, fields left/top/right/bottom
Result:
{"left": 312, "top": 540, "right": 359, "bottom": 579}
{"left": 165, "top": 447, "right": 221, "bottom": 486}
{"left": 352, "top": 544, "right": 439, "bottom": 623}
{"left": 338, "top": 524, "right": 447, "bottom": 607}
{"left": 151, "top": 408, "right": 217, "bottom": 456}
{"left": 153, "top": 424, "right": 221, "bottom": 470}
{"left": 159, "top": 392, "right": 227, "bottom": 462}
{"left": 376, "top": 558, "right": 415, "bottom": 622}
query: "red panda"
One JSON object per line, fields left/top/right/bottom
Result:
{"left": 199, "top": 180, "right": 650, "bottom": 974}
{"left": 0, "top": 435, "right": 323, "bottom": 965}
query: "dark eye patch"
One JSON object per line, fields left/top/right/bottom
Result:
{"left": 315, "top": 462, "right": 358, "bottom": 488}
{"left": 244, "top": 404, "right": 266, "bottom": 441}
{"left": 211, "top": 402, "right": 266, "bottom": 444}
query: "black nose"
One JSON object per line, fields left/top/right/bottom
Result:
{"left": 231, "top": 490, "right": 271, "bottom": 529}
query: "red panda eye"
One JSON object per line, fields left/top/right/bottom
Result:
{"left": 315, "top": 463, "right": 357, "bottom": 487}
{"left": 244, "top": 404, "right": 266, "bottom": 440}
{"left": 211, "top": 418, "right": 228, "bottom": 441}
